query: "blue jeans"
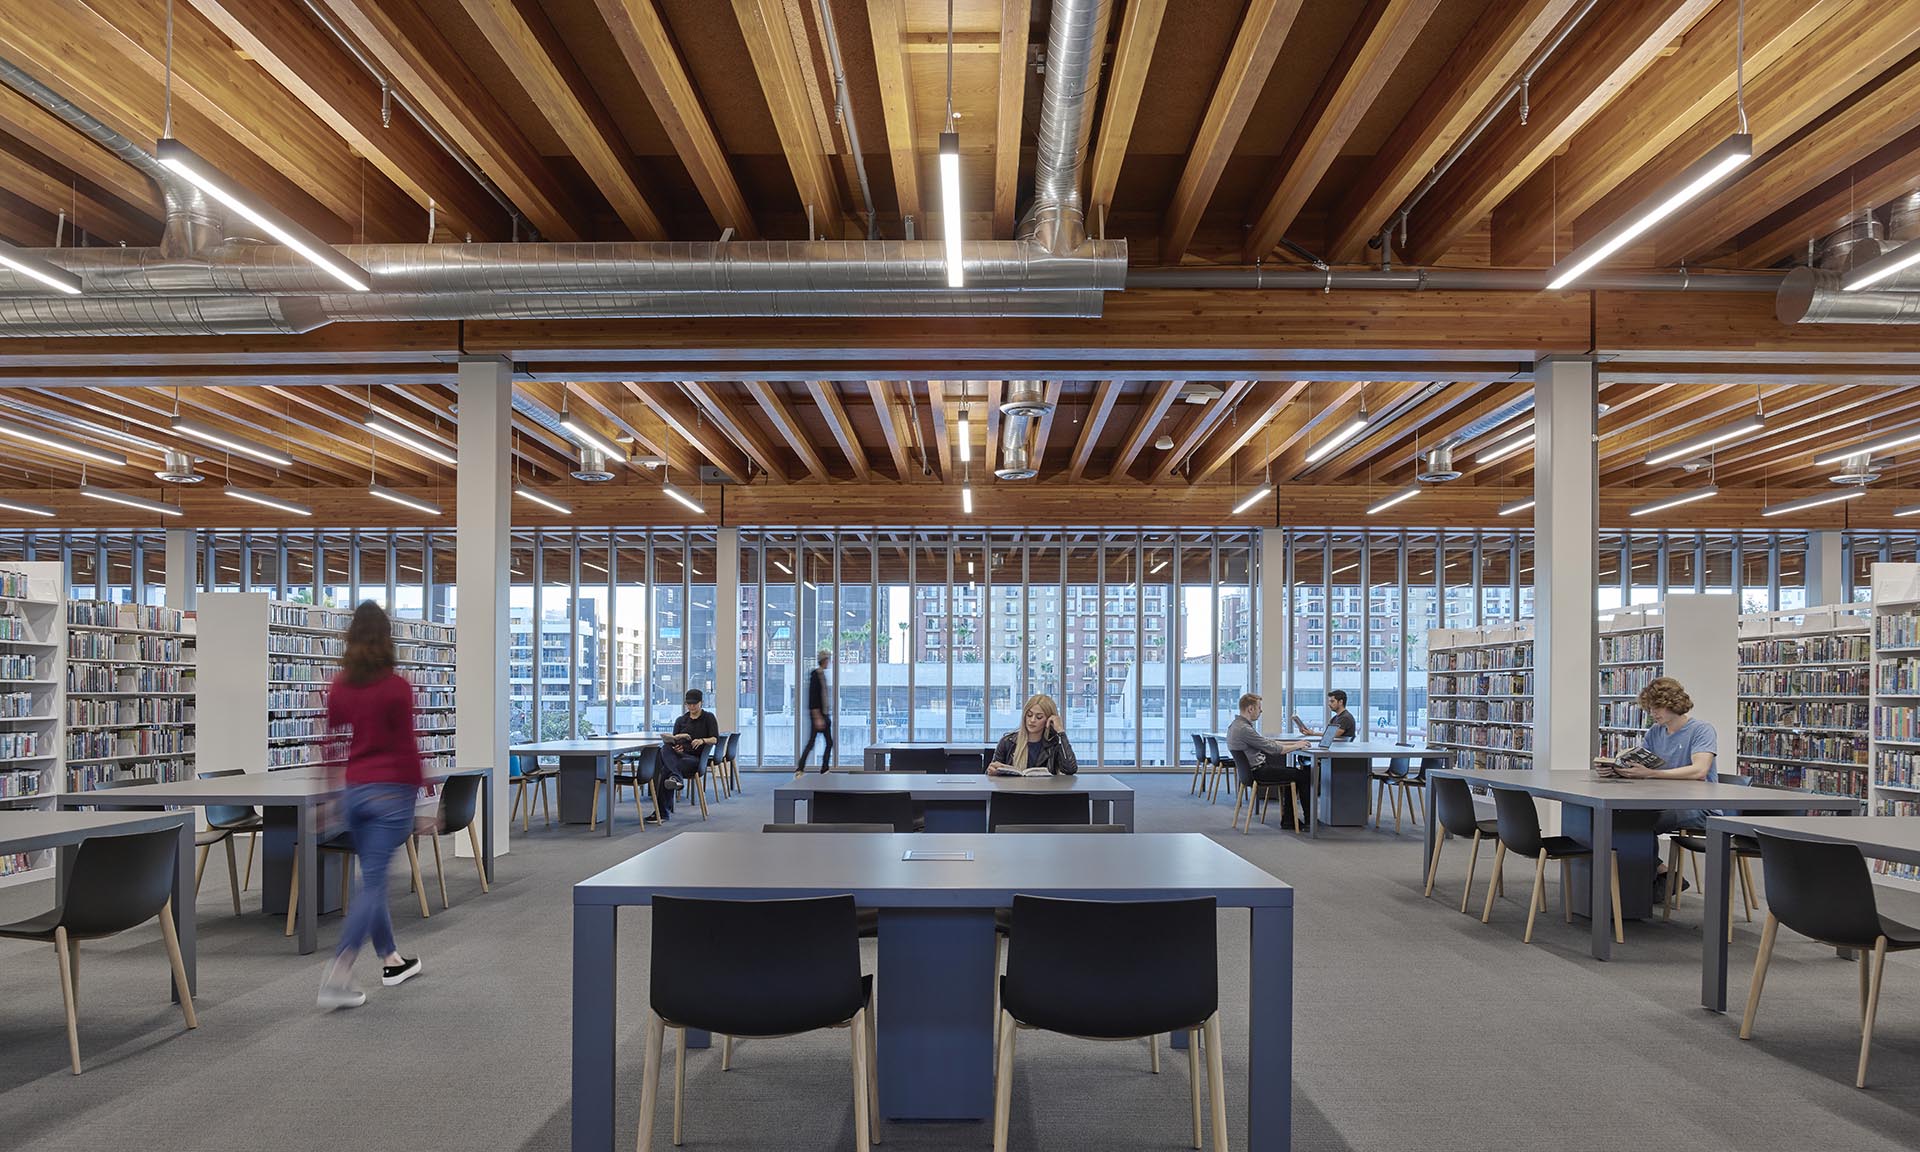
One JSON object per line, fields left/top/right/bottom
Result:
{"left": 658, "top": 747, "right": 701, "bottom": 815}
{"left": 334, "top": 783, "right": 417, "bottom": 962}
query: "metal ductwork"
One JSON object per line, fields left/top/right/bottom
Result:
{"left": 1415, "top": 446, "right": 1460, "bottom": 483}
{"left": 570, "top": 449, "right": 616, "bottom": 483}
{"left": 1778, "top": 200, "right": 1920, "bottom": 323}
{"left": 0, "top": 295, "right": 328, "bottom": 337}
{"left": 153, "top": 450, "right": 203, "bottom": 484}
{"left": 1017, "top": 0, "right": 1112, "bottom": 255}
{"left": 1000, "top": 381, "right": 1055, "bottom": 416}
{"left": 1127, "top": 266, "right": 1783, "bottom": 292}
{"left": 995, "top": 417, "right": 1040, "bottom": 480}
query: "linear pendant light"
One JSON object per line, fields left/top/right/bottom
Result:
{"left": 79, "top": 485, "right": 182, "bottom": 517}
{"left": 940, "top": 132, "right": 964, "bottom": 288}
{"left": 0, "top": 496, "right": 57, "bottom": 518}
{"left": 364, "top": 414, "right": 456, "bottom": 465}
{"left": 1629, "top": 486, "right": 1718, "bottom": 517}
{"left": 514, "top": 484, "right": 572, "bottom": 515}
{"left": 1761, "top": 489, "right": 1864, "bottom": 518}
{"left": 1367, "top": 485, "right": 1421, "bottom": 515}
{"left": 225, "top": 485, "right": 312, "bottom": 516}
{"left": 156, "top": 139, "right": 370, "bottom": 292}
{"left": 1303, "top": 412, "right": 1368, "bottom": 464}
{"left": 1842, "top": 238, "right": 1920, "bottom": 292}
{"left": 1545, "top": 133, "right": 1752, "bottom": 289}
{"left": 170, "top": 416, "right": 294, "bottom": 466}
{"left": 0, "top": 417, "right": 127, "bottom": 466}
{"left": 957, "top": 408, "right": 972, "bottom": 462}
{"left": 559, "top": 418, "right": 627, "bottom": 463}
{"left": 0, "top": 238, "right": 82, "bottom": 294}
{"left": 367, "top": 483, "right": 442, "bottom": 517}
{"left": 1476, "top": 429, "right": 1535, "bottom": 465}
{"left": 1811, "top": 424, "right": 1920, "bottom": 467}
{"left": 663, "top": 481, "right": 705, "bottom": 514}
{"left": 1231, "top": 483, "right": 1273, "bottom": 515}
{"left": 1894, "top": 503, "right": 1920, "bottom": 518}
{"left": 1644, "top": 412, "right": 1765, "bottom": 466}
{"left": 1496, "top": 497, "right": 1535, "bottom": 516}
{"left": 961, "top": 484, "right": 973, "bottom": 515}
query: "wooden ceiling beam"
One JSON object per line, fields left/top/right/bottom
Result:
{"left": 865, "top": 0, "right": 921, "bottom": 227}
{"left": 1311, "top": 381, "right": 1505, "bottom": 481}
{"left": 807, "top": 381, "right": 871, "bottom": 481}
{"left": 602, "top": 0, "right": 759, "bottom": 238}
{"left": 1491, "top": 0, "right": 1837, "bottom": 267}
{"left": 746, "top": 381, "right": 830, "bottom": 481}
{"left": 314, "top": 0, "right": 584, "bottom": 240}
{"left": 867, "top": 380, "right": 915, "bottom": 481}
{"left": 1273, "top": 381, "right": 1427, "bottom": 481}
{"left": 0, "top": 85, "right": 161, "bottom": 219}
{"left": 1108, "top": 381, "right": 1183, "bottom": 479}
{"left": 549, "top": 381, "right": 704, "bottom": 478}
{"left": 1159, "top": 0, "right": 1302, "bottom": 264}
{"left": 1233, "top": 382, "right": 1364, "bottom": 480}
{"left": 1149, "top": 382, "right": 1252, "bottom": 482}
{"left": 1086, "top": 0, "right": 1165, "bottom": 232}
{"left": 457, "top": 0, "right": 665, "bottom": 240}
{"left": 0, "top": 139, "right": 153, "bottom": 244}
{"left": 1241, "top": 0, "right": 1443, "bottom": 264}
{"left": 1404, "top": 0, "right": 1714, "bottom": 266}
{"left": 1186, "top": 381, "right": 1307, "bottom": 485}
{"left": 926, "top": 380, "right": 952, "bottom": 481}
{"left": 387, "top": 382, "right": 578, "bottom": 480}
{"left": 1065, "top": 380, "right": 1121, "bottom": 482}
{"left": 993, "top": 0, "right": 1031, "bottom": 238}
{"left": 1326, "top": 0, "right": 1575, "bottom": 263}
{"left": 200, "top": 384, "right": 432, "bottom": 485}
{"left": 259, "top": 384, "right": 442, "bottom": 485}
{"left": 0, "top": 192, "right": 49, "bottom": 247}
{"left": 684, "top": 382, "right": 791, "bottom": 483}
{"left": 732, "top": 0, "right": 842, "bottom": 238}
{"left": 1693, "top": 390, "right": 1920, "bottom": 487}
{"left": 624, "top": 382, "right": 753, "bottom": 481}
{"left": 1739, "top": 123, "right": 1920, "bottom": 268}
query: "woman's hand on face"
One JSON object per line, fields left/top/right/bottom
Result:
{"left": 1047, "top": 713, "right": 1065, "bottom": 736}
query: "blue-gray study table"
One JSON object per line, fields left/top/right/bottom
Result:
{"left": 511, "top": 738, "right": 657, "bottom": 836}
{"left": 571, "top": 831, "right": 1295, "bottom": 1150}
{"left": 772, "top": 770, "right": 1136, "bottom": 831}
{"left": 1292, "top": 740, "right": 1450, "bottom": 837}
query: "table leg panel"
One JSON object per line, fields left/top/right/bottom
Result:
{"left": 1248, "top": 905, "right": 1294, "bottom": 1151}
{"left": 570, "top": 904, "right": 618, "bottom": 1152}
{"left": 877, "top": 908, "right": 996, "bottom": 1120}
{"left": 1703, "top": 828, "right": 1732, "bottom": 1012}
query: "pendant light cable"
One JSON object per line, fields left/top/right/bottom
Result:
{"left": 164, "top": 0, "right": 174, "bottom": 138}
{"left": 1734, "top": 0, "right": 1747, "bottom": 134}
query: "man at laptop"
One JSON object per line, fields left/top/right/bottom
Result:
{"left": 1291, "top": 690, "right": 1357, "bottom": 743}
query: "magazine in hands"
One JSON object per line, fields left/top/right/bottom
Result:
{"left": 1593, "top": 745, "right": 1665, "bottom": 779}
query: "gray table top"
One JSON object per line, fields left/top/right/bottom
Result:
{"left": 864, "top": 742, "right": 996, "bottom": 751}
{"left": 575, "top": 831, "right": 1291, "bottom": 908}
{"left": 1428, "top": 767, "right": 1864, "bottom": 811}
{"left": 1296, "top": 741, "right": 1450, "bottom": 759}
{"left": 511, "top": 739, "right": 656, "bottom": 755}
{"left": 1706, "top": 815, "right": 1920, "bottom": 866}
{"left": 776, "top": 771, "right": 1132, "bottom": 798}
{"left": 69, "top": 765, "right": 488, "bottom": 808}
{"left": 0, "top": 810, "right": 190, "bottom": 854}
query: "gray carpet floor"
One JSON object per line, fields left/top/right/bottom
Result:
{"left": 2, "top": 773, "right": 1918, "bottom": 1152}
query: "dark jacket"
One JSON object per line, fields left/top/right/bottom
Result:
{"left": 670, "top": 709, "right": 720, "bottom": 752}
{"left": 807, "top": 667, "right": 829, "bottom": 715}
{"left": 991, "top": 729, "right": 1079, "bottom": 775}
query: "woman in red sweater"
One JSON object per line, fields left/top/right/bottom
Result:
{"left": 317, "top": 602, "right": 427, "bottom": 1010}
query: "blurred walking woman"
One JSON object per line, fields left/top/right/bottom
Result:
{"left": 317, "top": 602, "right": 427, "bottom": 1010}
{"left": 988, "top": 694, "right": 1079, "bottom": 776}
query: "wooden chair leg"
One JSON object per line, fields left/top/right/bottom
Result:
{"left": 53, "top": 926, "right": 81, "bottom": 1074}
{"left": 194, "top": 842, "right": 211, "bottom": 893}
{"left": 1858, "top": 936, "right": 1889, "bottom": 1088}
{"left": 1289, "top": 783, "right": 1304, "bottom": 834}
{"left": 541, "top": 777, "right": 552, "bottom": 826}
{"left": 696, "top": 777, "right": 709, "bottom": 820}
{"left": 850, "top": 1008, "right": 872, "bottom": 1152}
{"left": 589, "top": 780, "right": 601, "bottom": 831}
{"left": 673, "top": 1025, "right": 688, "bottom": 1147}
{"left": 1480, "top": 842, "right": 1507, "bottom": 923}
{"left": 1524, "top": 851, "right": 1547, "bottom": 943}
{"left": 1406, "top": 785, "right": 1422, "bottom": 826}
{"left": 636, "top": 1010, "right": 665, "bottom": 1152}
{"left": 1423, "top": 823, "right": 1446, "bottom": 898}
{"left": 68, "top": 938, "right": 78, "bottom": 1011}
{"left": 1663, "top": 840, "right": 1681, "bottom": 920}
{"left": 1203, "top": 1014, "right": 1228, "bottom": 1152}
{"left": 1610, "top": 852, "right": 1625, "bottom": 945}
{"left": 243, "top": 831, "right": 256, "bottom": 890}
{"left": 1859, "top": 942, "right": 1871, "bottom": 1023}
{"left": 1187, "top": 1027, "right": 1203, "bottom": 1149}
{"left": 406, "top": 838, "right": 430, "bottom": 919}
{"left": 1738, "top": 856, "right": 1757, "bottom": 922}
{"left": 158, "top": 899, "right": 197, "bottom": 1031}
{"left": 510, "top": 781, "right": 524, "bottom": 826}
{"left": 721, "top": 1033, "right": 734, "bottom": 1070}
{"left": 285, "top": 853, "right": 299, "bottom": 938}
{"left": 992, "top": 1011, "right": 1017, "bottom": 1152}
{"left": 1460, "top": 831, "right": 1483, "bottom": 915}
{"left": 864, "top": 1002, "right": 882, "bottom": 1145}
{"left": 432, "top": 835, "right": 449, "bottom": 909}
{"left": 1391, "top": 783, "right": 1404, "bottom": 835}
{"left": 224, "top": 834, "right": 242, "bottom": 917}
{"left": 467, "top": 823, "right": 489, "bottom": 893}
{"left": 1740, "top": 911, "right": 1779, "bottom": 1040}
{"left": 1229, "top": 783, "right": 1245, "bottom": 829}
{"left": 1150, "top": 1032, "right": 1160, "bottom": 1074}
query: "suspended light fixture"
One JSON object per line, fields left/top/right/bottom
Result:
{"left": 1811, "top": 424, "right": 1920, "bottom": 467}
{"left": 559, "top": 418, "right": 627, "bottom": 463}
{"left": 1367, "top": 485, "right": 1421, "bottom": 515}
{"left": 1761, "top": 489, "right": 1864, "bottom": 518}
{"left": 1843, "top": 239, "right": 1920, "bottom": 292}
{"left": 170, "top": 416, "right": 294, "bottom": 467}
{"left": 1231, "top": 484, "right": 1273, "bottom": 515}
{"left": 1644, "top": 411, "right": 1765, "bottom": 466}
{"left": 1150, "top": 557, "right": 1168, "bottom": 575}
{"left": 367, "top": 483, "right": 442, "bottom": 517}
{"left": 0, "top": 417, "right": 127, "bottom": 466}
{"left": 774, "top": 559, "right": 793, "bottom": 575}
{"left": 662, "top": 480, "right": 705, "bottom": 514}
{"left": 1497, "top": 497, "right": 1535, "bottom": 516}
{"left": 157, "top": 140, "right": 369, "bottom": 291}
{"left": 0, "top": 496, "right": 57, "bottom": 518}
{"left": 1893, "top": 503, "right": 1920, "bottom": 518}
{"left": 79, "top": 485, "right": 182, "bottom": 517}
{"left": 1629, "top": 486, "right": 1719, "bottom": 517}
{"left": 1303, "top": 409, "right": 1368, "bottom": 464}
{"left": 0, "top": 238, "right": 81, "bottom": 295}
{"left": 938, "top": 0, "right": 963, "bottom": 287}
{"left": 1477, "top": 429, "right": 1535, "bottom": 466}
{"left": 364, "top": 413, "right": 456, "bottom": 465}
{"left": 225, "top": 485, "right": 313, "bottom": 517}
{"left": 961, "top": 484, "right": 973, "bottom": 514}
{"left": 957, "top": 406, "right": 971, "bottom": 463}
{"left": 514, "top": 484, "right": 573, "bottom": 515}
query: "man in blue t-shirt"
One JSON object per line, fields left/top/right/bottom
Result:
{"left": 1596, "top": 676, "right": 1718, "bottom": 901}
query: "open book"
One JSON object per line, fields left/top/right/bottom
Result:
{"left": 1593, "top": 745, "right": 1665, "bottom": 778}
{"left": 987, "top": 763, "right": 1052, "bottom": 778}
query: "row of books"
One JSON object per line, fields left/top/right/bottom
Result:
{"left": 1426, "top": 644, "right": 1531, "bottom": 673}
{"left": 0, "top": 571, "right": 32, "bottom": 599}
{"left": 65, "top": 698, "right": 192, "bottom": 727}
{"left": 1429, "top": 722, "right": 1533, "bottom": 751}
{"left": 1598, "top": 701, "right": 1648, "bottom": 730}
{"left": 1875, "top": 749, "right": 1920, "bottom": 789}
{"left": 1737, "top": 633, "right": 1871, "bottom": 666}
{"left": 0, "top": 691, "right": 38, "bottom": 718}
{"left": 397, "top": 644, "right": 455, "bottom": 666}
{"left": 0, "top": 768, "right": 44, "bottom": 798}
{"left": 269, "top": 632, "right": 345, "bottom": 657}
{"left": 1736, "top": 701, "right": 1870, "bottom": 729}
{"left": 407, "top": 668, "right": 454, "bottom": 689}
{"left": 1876, "top": 658, "right": 1920, "bottom": 695}
{"left": 1599, "top": 631, "right": 1663, "bottom": 663}
{"left": 269, "top": 689, "right": 327, "bottom": 711}
{"left": 1738, "top": 761, "right": 1866, "bottom": 799}
{"left": 269, "top": 661, "right": 334, "bottom": 684}
{"left": 0, "top": 852, "right": 33, "bottom": 877}
{"left": 271, "top": 604, "right": 352, "bottom": 631}
{"left": 1874, "top": 860, "right": 1920, "bottom": 883}
{"left": 0, "top": 614, "right": 32, "bottom": 642}
{"left": 1428, "top": 671, "right": 1532, "bottom": 696}
{"left": 1872, "top": 707, "right": 1920, "bottom": 742}
{"left": 1599, "top": 666, "right": 1659, "bottom": 697}
{"left": 269, "top": 717, "right": 326, "bottom": 741}
{"left": 1450, "top": 749, "right": 1533, "bottom": 771}
{"left": 67, "top": 666, "right": 193, "bottom": 694}
{"left": 67, "top": 602, "right": 185, "bottom": 632}
{"left": 1736, "top": 668, "right": 1868, "bottom": 696}
{"left": 0, "top": 732, "right": 45, "bottom": 759}
{"left": 268, "top": 745, "right": 335, "bottom": 770}
{"left": 392, "top": 620, "right": 456, "bottom": 645}
{"left": 67, "top": 759, "right": 191, "bottom": 792}
{"left": 1872, "top": 612, "right": 1920, "bottom": 649}
{"left": 66, "top": 731, "right": 194, "bottom": 760}
{"left": 0, "top": 654, "right": 41, "bottom": 680}
{"left": 1428, "top": 699, "right": 1533, "bottom": 723}
{"left": 1736, "top": 732, "right": 1868, "bottom": 764}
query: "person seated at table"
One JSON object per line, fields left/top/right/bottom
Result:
{"left": 656, "top": 688, "right": 720, "bottom": 821}
{"left": 1595, "top": 675, "right": 1719, "bottom": 902}
{"left": 1228, "top": 692, "right": 1314, "bottom": 830}
{"left": 1291, "top": 690, "right": 1357, "bottom": 742}
{"left": 987, "top": 694, "right": 1078, "bottom": 776}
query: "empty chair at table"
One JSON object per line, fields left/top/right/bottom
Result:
{"left": 987, "top": 790, "right": 1092, "bottom": 831}
{"left": 1481, "top": 786, "right": 1624, "bottom": 946}
{"left": 1424, "top": 775, "right": 1501, "bottom": 914}
{"left": 889, "top": 746, "right": 949, "bottom": 773}
{"left": 410, "top": 773, "right": 491, "bottom": 912}
{"left": 198, "top": 768, "right": 265, "bottom": 904}
{"left": 812, "top": 789, "right": 916, "bottom": 832}
{"left": 1741, "top": 830, "right": 1920, "bottom": 1088}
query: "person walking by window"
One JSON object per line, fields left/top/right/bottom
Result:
{"left": 798, "top": 649, "right": 834, "bottom": 774}
{"left": 656, "top": 689, "right": 720, "bottom": 820}
{"left": 317, "top": 602, "right": 428, "bottom": 1010}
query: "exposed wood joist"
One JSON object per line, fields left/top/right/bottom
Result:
{"left": 684, "top": 382, "right": 791, "bottom": 484}
{"left": 993, "top": 0, "right": 1030, "bottom": 239}
{"left": 256, "top": 385, "right": 440, "bottom": 485}
{"left": 1159, "top": 0, "right": 1302, "bottom": 264}
{"left": 1274, "top": 381, "right": 1429, "bottom": 480}
{"left": 457, "top": 0, "right": 666, "bottom": 240}
{"left": 0, "top": 139, "right": 152, "bottom": 243}
{"left": 1237, "top": 381, "right": 1367, "bottom": 479}
{"left": 1148, "top": 382, "right": 1252, "bottom": 482}
{"left": 1404, "top": 0, "right": 1714, "bottom": 266}
{"left": 1065, "top": 380, "right": 1121, "bottom": 482}
{"left": 732, "top": 0, "right": 842, "bottom": 238}
{"left": 925, "top": 379, "right": 952, "bottom": 480}
{"left": 746, "top": 381, "right": 830, "bottom": 481}
{"left": 623, "top": 382, "right": 753, "bottom": 482}
{"left": 1739, "top": 123, "right": 1920, "bottom": 268}
{"left": 555, "top": 382, "right": 704, "bottom": 478}
{"left": 1242, "top": 0, "right": 1443, "bottom": 264}
{"left": 1327, "top": 0, "right": 1576, "bottom": 263}
{"left": 865, "top": 0, "right": 920, "bottom": 227}
{"left": 0, "top": 192, "right": 48, "bottom": 247}
{"left": 0, "top": 83, "right": 162, "bottom": 220}
{"left": 807, "top": 381, "right": 870, "bottom": 481}
{"left": 597, "top": 0, "right": 758, "bottom": 237}
{"left": 1311, "top": 381, "right": 1503, "bottom": 481}
{"left": 1086, "top": 0, "right": 1165, "bottom": 232}
{"left": 1186, "top": 381, "right": 1306, "bottom": 485}
{"left": 1108, "top": 381, "right": 1183, "bottom": 480}
{"left": 866, "top": 380, "right": 915, "bottom": 481}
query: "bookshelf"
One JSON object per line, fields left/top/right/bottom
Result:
{"left": 1869, "top": 563, "right": 1920, "bottom": 890}
{"left": 1734, "top": 605, "right": 1870, "bottom": 799}
{"left": 63, "top": 600, "right": 196, "bottom": 793}
{"left": 1595, "top": 594, "right": 1737, "bottom": 766}
{"left": 0, "top": 562, "right": 62, "bottom": 887}
{"left": 1424, "top": 620, "right": 1535, "bottom": 771}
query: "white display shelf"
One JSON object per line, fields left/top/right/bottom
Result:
{"left": 1870, "top": 566, "right": 1920, "bottom": 891}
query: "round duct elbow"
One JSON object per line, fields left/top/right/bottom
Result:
{"left": 995, "top": 441, "right": 1039, "bottom": 480}
{"left": 1000, "top": 381, "right": 1054, "bottom": 417}
{"left": 1778, "top": 266, "right": 1920, "bottom": 324}
{"left": 1415, "top": 445, "right": 1461, "bottom": 483}
{"left": 570, "top": 449, "right": 616, "bottom": 482}
{"left": 154, "top": 449, "right": 203, "bottom": 484}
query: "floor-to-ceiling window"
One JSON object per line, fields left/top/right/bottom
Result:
{"left": 651, "top": 533, "right": 685, "bottom": 723}
{"left": 876, "top": 534, "right": 911, "bottom": 743}
{"left": 1065, "top": 537, "right": 1102, "bottom": 750}
{"left": 1367, "top": 535, "right": 1401, "bottom": 737}
{"left": 837, "top": 533, "right": 875, "bottom": 761}
{"left": 1218, "top": 535, "right": 1252, "bottom": 736}
{"left": 1291, "top": 533, "right": 1326, "bottom": 724}
{"left": 1027, "top": 532, "right": 1063, "bottom": 711}
{"left": 989, "top": 532, "right": 1025, "bottom": 741}
{"left": 914, "top": 538, "right": 949, "bottom": 740}
{"left": 1405, "top": 532, "right": 1439, "bottom": 737}
{"left": 760, "top": 530, "right": 798, "bottom": 763}
{"left": 952, "top": 534, "right": 986, "bottom": 742}
{"left": 1103, "top": 535, "right": 1140, "bottom": 767}
{"left": 613, "top": 531, "right": 647, "bottom": 733}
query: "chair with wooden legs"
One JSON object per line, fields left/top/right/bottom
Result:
{"left": 85, "top": 779, "right": 249, "bottom": 919}
{"left": 1666, "top": 830, "right": 1761, "bottom": 940}
{"left": 612, "top": 746, "right": 660, "bottom": 822}
{"left": 1480, "top": 786, "right": 1625, "bottom": 946}
{"left": 509, "top": 754, "right": 556, "bottom": 832}
{"left": 994, "top": 895, "right": 1228, "bottom": 1152}
{"left": 1188, "top": 733, "right": 1212, "bottom": 797}
{"left": 410, "top": 773, "right": 491, "bottom": 911}
{"left": 1424, "top": 775, "right": 1501, "bottom": 913}
{"left": 813, "top": 790, "right": 916, "bottom": 832}
{"left": 1371, "top": 757, "right": 1430, "bottom": 835}
{"left": 197, "top": 769, "right": 264, "bottom": 908}
{"left": 1202, "top": 735, "right": 1229, "bottom": 803}
{"left": 0, "top": 828, "right": 197, "bottom": 1074}
{"left": 717, "top": 732, "right": 742, "bottom": 796}
{"left": 1741, "top": 830, "right": 1920, "bottom": 1088}
{"left": 1228, "top": 749, "right": 1305, "bottom": 835}
{"left": 635, "top": 894, "right": 877, "bottom": 1151}
{"left": 287, "top": 825, "right": 431, "bottom": 936}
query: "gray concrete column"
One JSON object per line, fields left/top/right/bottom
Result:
{"left": 1807, "top": 531, "right": 1844, "bottom": 606}
{"left": 164, "top": 526, "right": 198, "bottom": 610}
{"left": 1534, "top": 357, "right": 1598, "bottom": 773}
{"left": 456, "top": 356, "right": 512, "bottom": 854}
{"left": 1258, "top": 527, "right": 1286, "bottom": 709}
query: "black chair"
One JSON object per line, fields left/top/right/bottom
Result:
{"left": 509, "top": 753, "right": 557, "bottom": 831}
{"left": 637, "top": 894, "right": 876, "bottom": 1150}
{"left": 1424, "top": 775, "right": 1501, "bottom": 913}
{"left": 1665, "top": 779, "right": 1760, "bottom": 938}
{"left": 1481, "top": 787, "right": 1623, "bottom": 945}
{"left": 987, "top": 791, "right": 1092, "bottom": 831}
{"left": 993, "top": 824, "right": 1127, "bottom": 835}
{"left": 813, "top": 790, "right": 916, "bottom": 832}
{"left": 410, "top": 773, "right": 491, "bottom": 911}
{"left": 0, "top": 828, "right": 197, "bottom": 1074}
{"left": 759, "top": 822, "right": 891, "bottom": 942}
{"left": 1228, "top": 749, "right": 1302, "bottom": 835}
{"left": 995, "top": 895, "right": 1227, "bottom": 1152}
{"left": 613, "top": 745, "right": 661, "bottom": 823}
{"left": 945, "top": 748, "right": 988, "bottom": 774}
{"left": 718, "top": 732, "right": 742, "bottom": 795}
{"left": 1202, "top": 735, "right": 1228, "bottom": 802}
{"left": 889, "top": 746, "right": 948, "bottom": 773}
{"left": 1742, "top": 831, "right": 1920, "bottom": 1087}
{"left": 198, "top": 768, "right": 264, "bottom": 907}
{"left": 1371, "top": 757, "right": 1428, "bottom": 835}
{"left": 1189, "top": 733, "right": 1211, "bottom": 796}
